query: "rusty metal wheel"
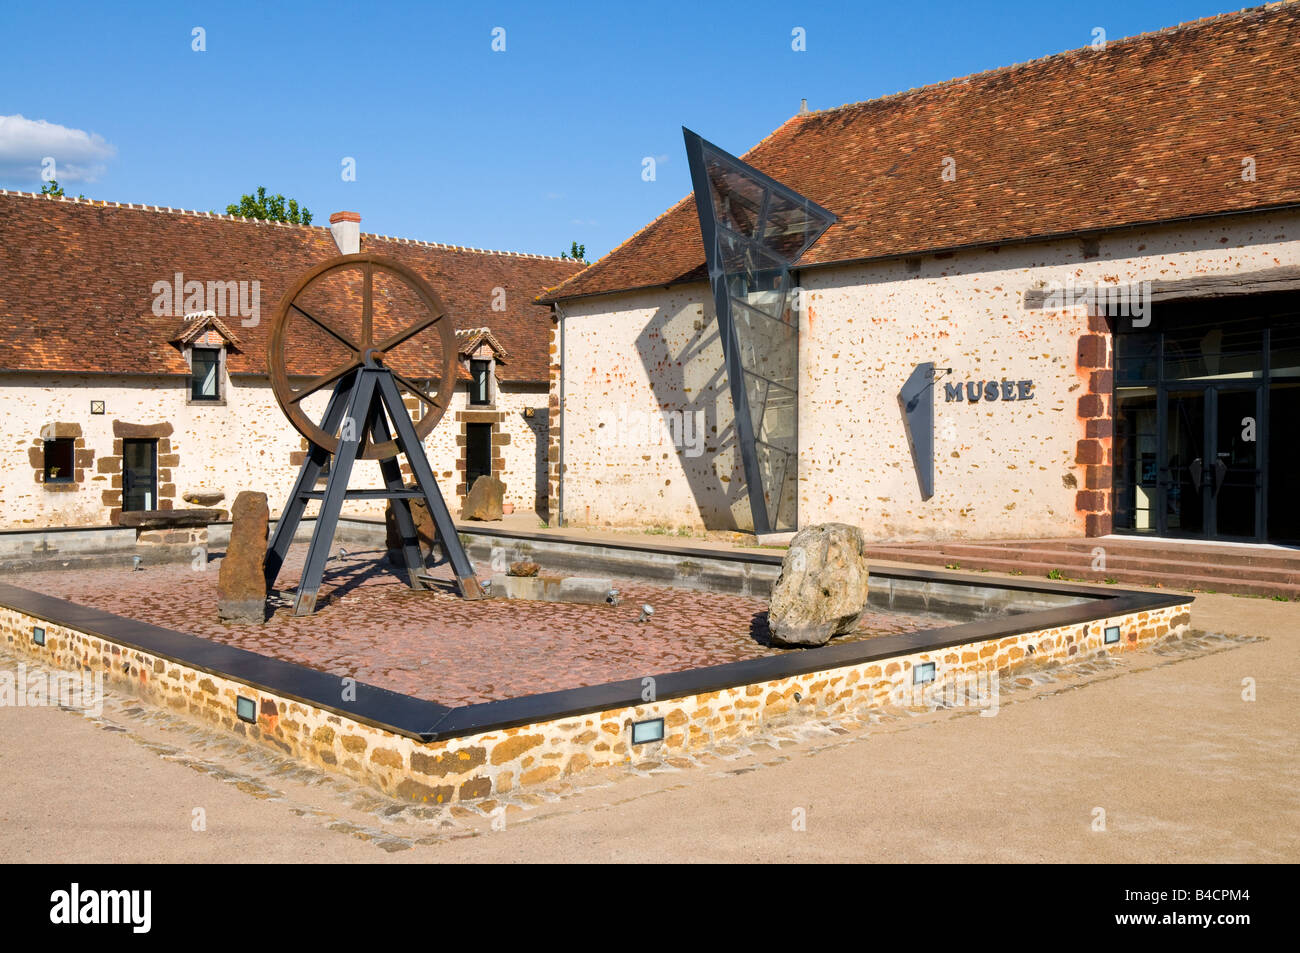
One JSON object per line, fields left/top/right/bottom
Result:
{"left": 267, "top": 253, "right": 456, "bottom": 460}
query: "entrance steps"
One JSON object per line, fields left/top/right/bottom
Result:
{"left": 861, "top": 537, "right": 1300, "bottom": 599}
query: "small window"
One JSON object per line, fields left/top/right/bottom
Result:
{"left": 190, "top": 347, "right": 221, "bottom": 401}
{"left": 470, "top": 359, "right": 491, "bottom": 405}
{"left": 44, "top": 438, "right": 75, "bottom": 483}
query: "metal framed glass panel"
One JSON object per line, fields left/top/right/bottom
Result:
{"left": 684, "top": 128, "right": 835, "bottom": 534}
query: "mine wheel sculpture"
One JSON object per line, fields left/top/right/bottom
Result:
{"left": 263, "top": 253, "right": 485, "bottom": 614}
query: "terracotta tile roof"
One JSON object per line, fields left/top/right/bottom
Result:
{"left": 0, "top": 191, "right": 583, "bottom": 381}
{"left": 542, "top": 3, "right": 1300, "bottom": 304}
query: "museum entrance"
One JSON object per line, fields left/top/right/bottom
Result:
{"left": 1113, "top": 292, "right": 1300, "bottom": 544}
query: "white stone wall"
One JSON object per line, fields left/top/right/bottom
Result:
{"left": 555, "top": 211, "right": 1300, "bottom": 540}
{"left": 557, "top": 287, "right": 749, "bottom": 531}
{"left": 0, "top": 372, "right": 548, "bottom": 530}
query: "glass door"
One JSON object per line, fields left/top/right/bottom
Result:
{"left": 122, "top": 438, "right": 157, "bottom": 512}
{"left": 1212, "top": 386, "right": 1263, "bottom": 540}
{"left": 1161, "top": 390, "right": 1208, "bottom": 536}
{"left": 1160, "top": 386, "right": 1262, "bottom": 540}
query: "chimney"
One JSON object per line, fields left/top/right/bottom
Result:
{"left": 329, "top": 211, "right": 361, "bottom": 255}
{"left": 799, "top": 98, "right": 810, "bottom": 115}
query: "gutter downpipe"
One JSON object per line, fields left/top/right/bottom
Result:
{"left": 555, "top": 301, "right": 566, "bottom": 527}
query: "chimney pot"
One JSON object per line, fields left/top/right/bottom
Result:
{"left": 329, "top": 211, "right": 361, "bottom": 255}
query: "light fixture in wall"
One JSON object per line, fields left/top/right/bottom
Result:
{"left": 236, "top": 695, "right": 257, "bottom": 723}
{"left": 631, "top": 717, "right": 665, "bottom": 745}
{"left": 524, "top": 407, "right": 535, "bottom": 418}
{"left": 913, "top": 661, "right": 937, "bottom": 685}
{"left": 90, "top": 400, "right": 105, "bottom": 415}
{"left": 1104, "top": 625, "right": 1121, "bottom": 645}
{"left": 32, "top": 625, "right": 46, "bottom": 646}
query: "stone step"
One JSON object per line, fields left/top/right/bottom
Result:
{"left": 921, "top": 543, "right": 1300, "bottom": 582}
{"left": 948, "top": 538, "right": 1300, "bottom": 569}
{"left": 861, "top": 546, "right": 1300, "bottom": 599}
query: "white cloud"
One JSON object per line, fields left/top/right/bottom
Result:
{"left": 0, "top": 114, "right": 116, "bottom": 184}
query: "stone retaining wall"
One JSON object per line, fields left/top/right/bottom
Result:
{"left": 0, "top": 601, "right": 1190, "bottom": 804}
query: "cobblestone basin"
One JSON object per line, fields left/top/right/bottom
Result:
{"left": 8, "top": 546, "right": 959, "bottom": 706}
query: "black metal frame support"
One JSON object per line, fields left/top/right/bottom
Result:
{"left": 265, "top": 359, "right": 484, "bottom": 615}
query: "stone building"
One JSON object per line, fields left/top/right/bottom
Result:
{"left": 0, "top": 193, "right": 583, "bottom": 529}
{"left": 540, "top": 3, "right": 1300, "bottom": 545}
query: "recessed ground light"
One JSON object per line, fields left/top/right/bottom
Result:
{"left": 236, "top": 695, "right": 257, "bottom": 723}
{"left": 1104, "top": 626, "right": 1121, "bottom": 645}
{"left": 32, "top": 626, "right": 45, "bottom": 646}
{"left": 631, "top": 717, "right": 665, "bottom": 745}
{"left": 914, "top": 662, "right": 937, "bottom": 685}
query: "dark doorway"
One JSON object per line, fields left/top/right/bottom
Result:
{"left": 122, "top": 439, "right": 157, "bottom": 511}
{"left": 465, "top": 423, "right": 492, "bottom": 489}
{"left": 1114, "top": 291, "right": 1299, "bottom": 543}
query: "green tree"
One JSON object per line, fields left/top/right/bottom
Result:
{"left": 561, "top": 240, "right": 586, "bottom": 261}
{"left": 39, "top": 180, "right": 66, "bottom": 197}
{"left": 226, "top": 186, "right": 313, "bottom": 224}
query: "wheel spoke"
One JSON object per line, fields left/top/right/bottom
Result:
{"left": 289, "top": 358, "right": 361, "bottom": 403}
{"left": 291, "top": 302, "right": 360, "bottom": 353}
{"left": 390, "top": 371, "right": 442, "bottom": 410}
{"left": 361, "top": 262, "right": 373, "bottom": 348}
{"left": 374, "top": 311, "right": 441, "bottom": 352}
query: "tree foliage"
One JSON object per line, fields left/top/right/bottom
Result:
{"left": 561, "top": 240, "right": 586, "bottom": 261}
{"left": 226, "top": 186, "right": 312, "bottom": 224}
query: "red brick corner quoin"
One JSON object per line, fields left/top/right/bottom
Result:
{"left": 1076, "top": 310, "right": 1114, "bottom": 537}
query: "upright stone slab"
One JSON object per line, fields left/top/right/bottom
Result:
{"left": 218, "top": 491, "right": 269, "bottom": 624}
{"left": 385, "top": 496, "right": 438, "bottom": 561}
{"left": 768, "top": 522, "right": 871, "bottom": 647}
{"left": 460, "top": 475, "right": 505, "bottom": 521}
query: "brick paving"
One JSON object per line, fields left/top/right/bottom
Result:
{"left": 9, "top": 546, "right": 956, "bottom": 706}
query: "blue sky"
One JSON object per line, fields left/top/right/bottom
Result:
{"left": 1, "top": 0, "right": 1245, "bottom": 259}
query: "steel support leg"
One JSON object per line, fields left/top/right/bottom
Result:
{"left": 367, "top": 401, "right": 426, "bottom": 589}
{"left": 265, "top": 374, "right": 354, "bottom": 590}
{"left": 293, "top": 369, "right": 377, "bottom": 615}
{"left": 375, "top": 372, "right": 484, "bottom": 598}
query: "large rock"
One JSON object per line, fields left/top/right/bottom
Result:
{"left": 183, "top": 488, "right": 226, "bottom": 506}
{"left": 385, "top": 495, "right": 437, "bottom": 561}
{"left": 767, "top": 523, "right": 871, "bottom": 647}
{"left": 460, "top": 475, "right": 505, "bottom": 521}
{"left": 218, "top": 491, "right": 269, "bottom": 624}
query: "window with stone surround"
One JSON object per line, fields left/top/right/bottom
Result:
{"left": 43, "top": 438, "right": 75, "bottom": 483}
{"left": 186, "top": 344, "right": 226, "bottom": 404}
{"left": 470, "top": 359, "right": 493, "bottom": 406}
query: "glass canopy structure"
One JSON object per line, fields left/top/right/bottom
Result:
{"left": 683, "top": 128, "right": 836, "bottom": 534}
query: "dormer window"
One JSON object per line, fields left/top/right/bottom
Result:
{"left": 470, "top": 359, "right": 492, "bottom": 405}
{"left": 173, "top": 312, "right": 239, "bottom": 406}
{"left": 190, "top": 346, "right": 222, "bottom": 401}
